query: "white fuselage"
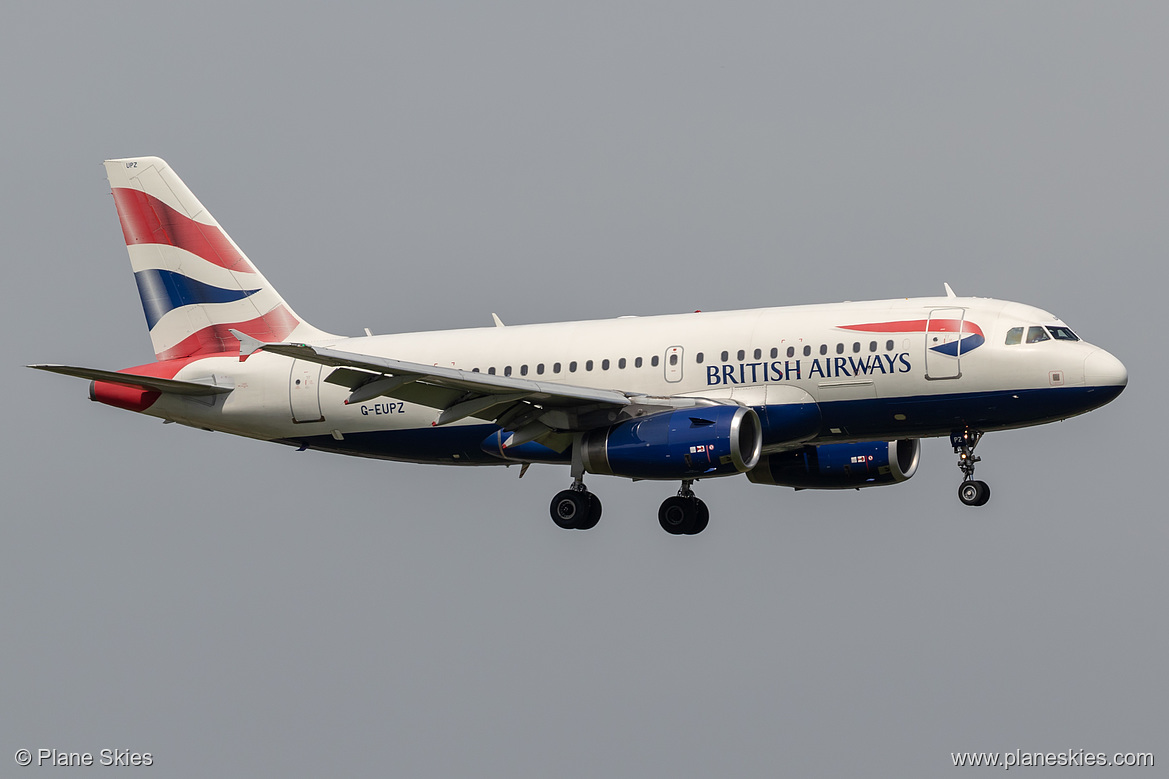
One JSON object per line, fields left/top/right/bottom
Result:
{"left": 137, "top": 295, "right": 1126, "bottom": 466}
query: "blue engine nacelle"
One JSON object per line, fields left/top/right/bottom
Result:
{"left": 745, "top": 439, "right": 920, "bottom": 489}
{"left": 581, "top": 406, "right": 762, "bottom": 480}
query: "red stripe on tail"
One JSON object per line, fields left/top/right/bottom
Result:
{"left": 154, "top": 304, "right": 300, "bottom": 361}
{"left": 111, "top": 187, "right": 255, "bottom": 273}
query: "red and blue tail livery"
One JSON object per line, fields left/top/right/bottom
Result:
{"left": 105, "top": 157, "right": 324, "bottom": 361}
{"left": 30, "top": 156, "right": 1128, "bottom": 535}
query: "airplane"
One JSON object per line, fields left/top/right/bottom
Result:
{"left": 31, "top": 156, "right": 1128, "bottom": 535}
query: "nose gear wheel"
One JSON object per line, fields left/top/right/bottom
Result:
{"left": 952, "top": 428, "right": 991, "bottom": 507}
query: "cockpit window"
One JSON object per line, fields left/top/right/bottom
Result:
{"left": 1026, "top": 326, "right": 1051, "bottom": 344}
{"left": 1047, "top": 326, "right": 1079, "bottom": 341}
{"left": 1005, "top": 327, "right": 1024, "bottom": 345}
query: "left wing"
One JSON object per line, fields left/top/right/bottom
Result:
{"left": 242, "top": 338, "right": 724, "bottom": 450}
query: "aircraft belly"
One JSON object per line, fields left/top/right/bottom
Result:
{"left": 815, "top": 385, "right": 1122, "bottom": 440}
{"left": 281, "top": 424, "right": 505, "bottom": 465}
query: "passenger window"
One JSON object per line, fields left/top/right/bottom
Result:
{"left": 520, "top": 365, "right": 528, "bottom": 376}
{"left": 819, "top": 345, "right": 827, "bottom": 356}
{"left": 651, "top": 355, "right": 660, "bottom": 367}
{"left": 770, "top": 347, "right": 778, "bottom": 359}
{"left": 804, "top": 345, "right": 811, "bottom": 357}
{"left": 696, "top": 352, "right": 704, "bottom": 364}
{"left": 886, "top": 340, "right": 894, "bottom": 351}
{"left": 869, "top": 341, "right": 877, "bottom": 352}
{"left": 553, "top": 362, "right": 561, "bottom": 373}
{"left": 537, "top": 363, "right": 544, "bottom": 375}
{"left": 635, "top": 357, "right": 643, "bottom": 368}
{"left": 1026, "top": 326, "right": 1050, "bottom": 344}
{"left": 504, "top": 366, "right": 512, "bottom": 376}
{"left": 472, "top": 367, "right": 480, "bottom": 373}
{"left": 721, "top": 351, "right": 729, "bottom": 362}
{"left": 569, "top": 361, "right": 577, "bottom": 373}
{"left": 601, "top": 359, "right": 609, "bottom": 370}
{"left": 753, "top": 348, "right": 762, "bottom": 360}
{"left": 1005, "top": 327, "right": 1024, "bottom": 346}
{"left": 737, "top": 350, "right": 745, "bottom": 361}
{"left": 488, "top": 367, "right": 496, "bottom": 375}
{"left": 836, "top": 343, "right": 844, "bottom": 355}
{"left": 669, "top": 354, "right": 678, "bottom": 366}
{"left": 586, "top": 360, "right": 594, "bottom": 371}
{"left": 787, "top": 346, "right": 795, "bottom": 358}
{"left": 618, "top": 358, "right": 627, "bottom": 369}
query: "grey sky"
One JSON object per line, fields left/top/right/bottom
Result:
{"left": 3, "top": 2, "right": 1165, "bottom": 776}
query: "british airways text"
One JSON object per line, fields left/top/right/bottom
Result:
{"left": 705, "top": 354, "right": 912, "bottom": 386}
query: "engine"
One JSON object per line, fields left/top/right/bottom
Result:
{"left": 581, "top": 406, "right": 762, "bottom": 480}
{"left": 746, "top": 439, "right": 920, "bottom": 489}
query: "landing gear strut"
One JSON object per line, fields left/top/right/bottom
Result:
{"left": 658, "top": 480, "right": 710, "bottom": 535}
{"left": 550, "top": 438, "right": 602, "bottom": 530}
{"left": 952, "top": 428, "right": 991, "bottom": 506}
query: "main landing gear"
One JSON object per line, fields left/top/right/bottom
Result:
{"left": 547, "top": 478, "right": 710, "bottom": 535}
{"left": 550, "top": 480, "right": 602, "bottom": 530}
{"left": 658, "top": 480, "right": 709, "bottom": 536}
{"left": 550, "top": 438, "right": 603, "bottom": 530}
{"left": 952, "top": 428, "right": 991, "bottom": 507}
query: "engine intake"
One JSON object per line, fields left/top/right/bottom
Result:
{"left": 582, "top": 406, "right": 762, "bottom": 480}
{"left": 746, "top": 439, "right": 920, "bottom": 489}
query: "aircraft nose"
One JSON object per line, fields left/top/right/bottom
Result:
{"left": 1084, "top": 349, "right": 1128, "bottom": 389}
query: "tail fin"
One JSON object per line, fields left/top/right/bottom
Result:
{"left": 104, "top": 156, "right": 331, "bottom": 361}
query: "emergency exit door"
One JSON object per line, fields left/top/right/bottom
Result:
{"left": 664, "top": 346, "right": 684, "bottom": 383}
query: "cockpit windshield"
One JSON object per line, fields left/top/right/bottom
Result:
{"left": 1026, "top": 326, "right": 1050, "bottom": 344}
{"left": 1047, "top": 326, "right": 1079, "bottom": 341}
{"left": 1004, "top": 325, "right": 1080, "bottom": 345}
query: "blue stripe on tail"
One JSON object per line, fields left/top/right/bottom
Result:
{"left": 134, "top": 269, "right": 260, "bottom": 330}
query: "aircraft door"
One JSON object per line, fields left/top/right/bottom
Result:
{"left": 664, "top": 346, "right": 683, "bottom": 383}
{"left": 924, "top": 307, "right": 965, "bottom": 380}
{"left": 289, "top": 359, "right": 325, "bottom": 422}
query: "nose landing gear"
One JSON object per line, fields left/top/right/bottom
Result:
{"left": 952, "top": 428, "right": 991, "bottom": 506}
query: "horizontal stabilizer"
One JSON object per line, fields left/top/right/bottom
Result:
{"left": 28, "top": 364, "right": 233, "bottom": 396}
